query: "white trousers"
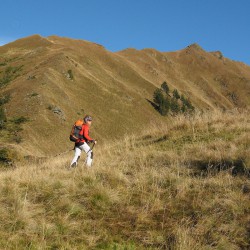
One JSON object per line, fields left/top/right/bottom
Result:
{"left": 70, "top": 142, "right": 93, "bottom": 167}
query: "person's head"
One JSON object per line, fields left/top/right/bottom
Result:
{"left": 84, "top": 115, "right": 92, "bottom": 126}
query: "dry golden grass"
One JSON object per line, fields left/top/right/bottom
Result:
{"left": 0, "top": 110, "right": 249, "bottom": 249}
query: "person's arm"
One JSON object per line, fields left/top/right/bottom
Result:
{"left": 83, "top": 125, "right": 94, "bottom": 142}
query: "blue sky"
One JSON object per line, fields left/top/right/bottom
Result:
{"left": 1, "top": 0, "right": 250, "bottom": 65}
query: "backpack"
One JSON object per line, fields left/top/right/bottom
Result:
{"left": 69, "top": 119, "right": 84, "bottom": 142}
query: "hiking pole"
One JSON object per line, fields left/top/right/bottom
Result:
{"left": 53, "top": 148, "right": 75, "bottom": 158}
{"left": 87, "top": 142, "right": 96, "bottom": 153}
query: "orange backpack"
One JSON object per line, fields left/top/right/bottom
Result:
{"left": 69, "top": 119, "right": 84, "bottom": 142}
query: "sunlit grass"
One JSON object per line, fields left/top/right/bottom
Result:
{"left": 0, "top": 110, "right": 249, "bottom": 249}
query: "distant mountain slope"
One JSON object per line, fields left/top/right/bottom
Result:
{"left": 0, "top": 35, "right": 249, "bottom": 156}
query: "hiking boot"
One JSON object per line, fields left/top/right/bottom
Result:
{"left": 70, "top": 162, "right": 77, "bottom": 168}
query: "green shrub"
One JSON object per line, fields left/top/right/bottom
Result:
{"left": 181, "top": 104, "right": 187, "bottom": 113}
{"left": 0, "top": 148, "right": 13, "bottom": 165}
{"left": 0, "top": 148, "right": 16, "bottom": 167}
{"left": 47, "top": 105, "right": 53, "bottom": 110}
{"left": 0, "top": 148, "right": 9, "bottom": 163}
{"left": 0, "top": 62, "right": 7, "bottom": 67}
{"left": 11, "top": 116, "right": 29, "bottom": 125}
{"left": 181, "top": 95, "right": 195, "bottom": 112}
{"left": 0, "top": 94, "right": 11, "bottom": 105}
{"left": 11, "top": 65, "right": 23, "bottom": 74}
{"left": 0, "top": 106, "right": 7, "bottom": 122}
{"left": 0, "top": 121, "right": 6, "bottom": 129}
{"left": 0, "top": 74, "right": 12, "bottom": 87}
{"left": 0, "top": 106, "right": 6, "bottom": 119}
{"left": 28, "top": 92, "right": 39, "bottom": 97}
{"left": 0, "top": 65, "right": 23, "bottom": 87}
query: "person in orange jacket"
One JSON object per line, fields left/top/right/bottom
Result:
{"left": 70, "top": 115, "right": 97, "bottom": 168}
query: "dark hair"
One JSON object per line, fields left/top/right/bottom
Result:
{"left": 84, "top": 115, "right": 92, "bottom": 123}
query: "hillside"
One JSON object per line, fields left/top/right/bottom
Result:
{"left": 0, "top": 110, "right": 249, "bottom": 249}
{"left": 0, "top": 35, "right": 250, "bottom": 158}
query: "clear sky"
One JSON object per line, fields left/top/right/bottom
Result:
{"left": 0, "top": 0, "right": 249, "bottom": 65}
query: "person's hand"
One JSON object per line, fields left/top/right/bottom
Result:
{"left": 94, "top": 140, "right": 97, "bottom": 144}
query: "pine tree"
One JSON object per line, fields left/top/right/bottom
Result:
{"left": 170, "top": 98, "right": 180, "bottom": 114}
{"left": 153, "top": 88, "right": 164, "bottom": 105}
{"left": 153, "top": 88, "right": 170, "bottom": 116}
{"left": 161, "top": 81, "right": 169, "bottom": 94}
{"left": 159, "top": 98, "right": 170, "bottom": 116}
{"left": 173, "top": 89, "right": 180, "bottom": 99}
{"left": 181, "top": 104, "right": 187, "bottom": 113}
{"left": 180, "top": 95, "right": 195, "bottom": 112}
{"left": 180, "top": 94, "right": 186, "bottom": 103}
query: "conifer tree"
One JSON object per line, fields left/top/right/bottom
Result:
{"left": 160, "top": 98, "right": 170, "bottom": 116}
{"left": 153, "top": 88, "right": 170, "bottom": 116}
{"left": 180, "top": 95, "right": 195, "bottom": 112}
{"left": 170, "top": 98, "right": 180, "bottom": 114}
{"left": 161, "top": 81, "right": 169, "bottom": 94}
{"left": 153, "top": 88, "right": 164, "bottom": 105}
{"left": 173, "top": 89, "right": 180, "bottom": 99}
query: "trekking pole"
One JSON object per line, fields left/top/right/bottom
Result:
{"left": 87, "top": 142, "right": 96, "bottom": 153}
{"left": 53, "top": 148, "right": 75, "bottom": 158}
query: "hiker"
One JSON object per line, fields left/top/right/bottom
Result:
{"left": 70, "top": 115, "right": 97, "bottom": 168}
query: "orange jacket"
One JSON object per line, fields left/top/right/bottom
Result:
{"left": 76, "top": 124, "right": 93, "bottom": 145}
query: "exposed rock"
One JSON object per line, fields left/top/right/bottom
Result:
{"left": 27, "top": 75, "right": 36, "bottom": 80}
{"left": 52, "top": 106, "right": 65, "bottom": 120}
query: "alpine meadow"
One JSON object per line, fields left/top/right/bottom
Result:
{"left": 0, "top": 35, "right": 250, "bottom": 249}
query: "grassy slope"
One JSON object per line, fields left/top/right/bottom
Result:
{"left": 0, "top": 35, "right": 250, "bottom": 157}
{"left": 0, "top": 35, "right": 161, "bottom": 156}
{"left": 0, "top": 110, "right": 249, "bottom": 249}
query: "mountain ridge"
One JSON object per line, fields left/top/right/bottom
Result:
{"left": 0, "top": 35, "right": 249, "bottom": 157}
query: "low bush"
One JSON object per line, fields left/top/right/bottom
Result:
{"left": 0, "top": 65, "right": 23, "bottom": 87}
{"left": 0, "top": 106, "right": 7, "bottom": 125}
{"left": 0, "top": 148, "right": 16, "bottom": 167}
{"left": 0, "top": 94, "right": 11, "bottom": 105}
{"left": 11, "top": 116, "right": 29, "bottom": 124}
